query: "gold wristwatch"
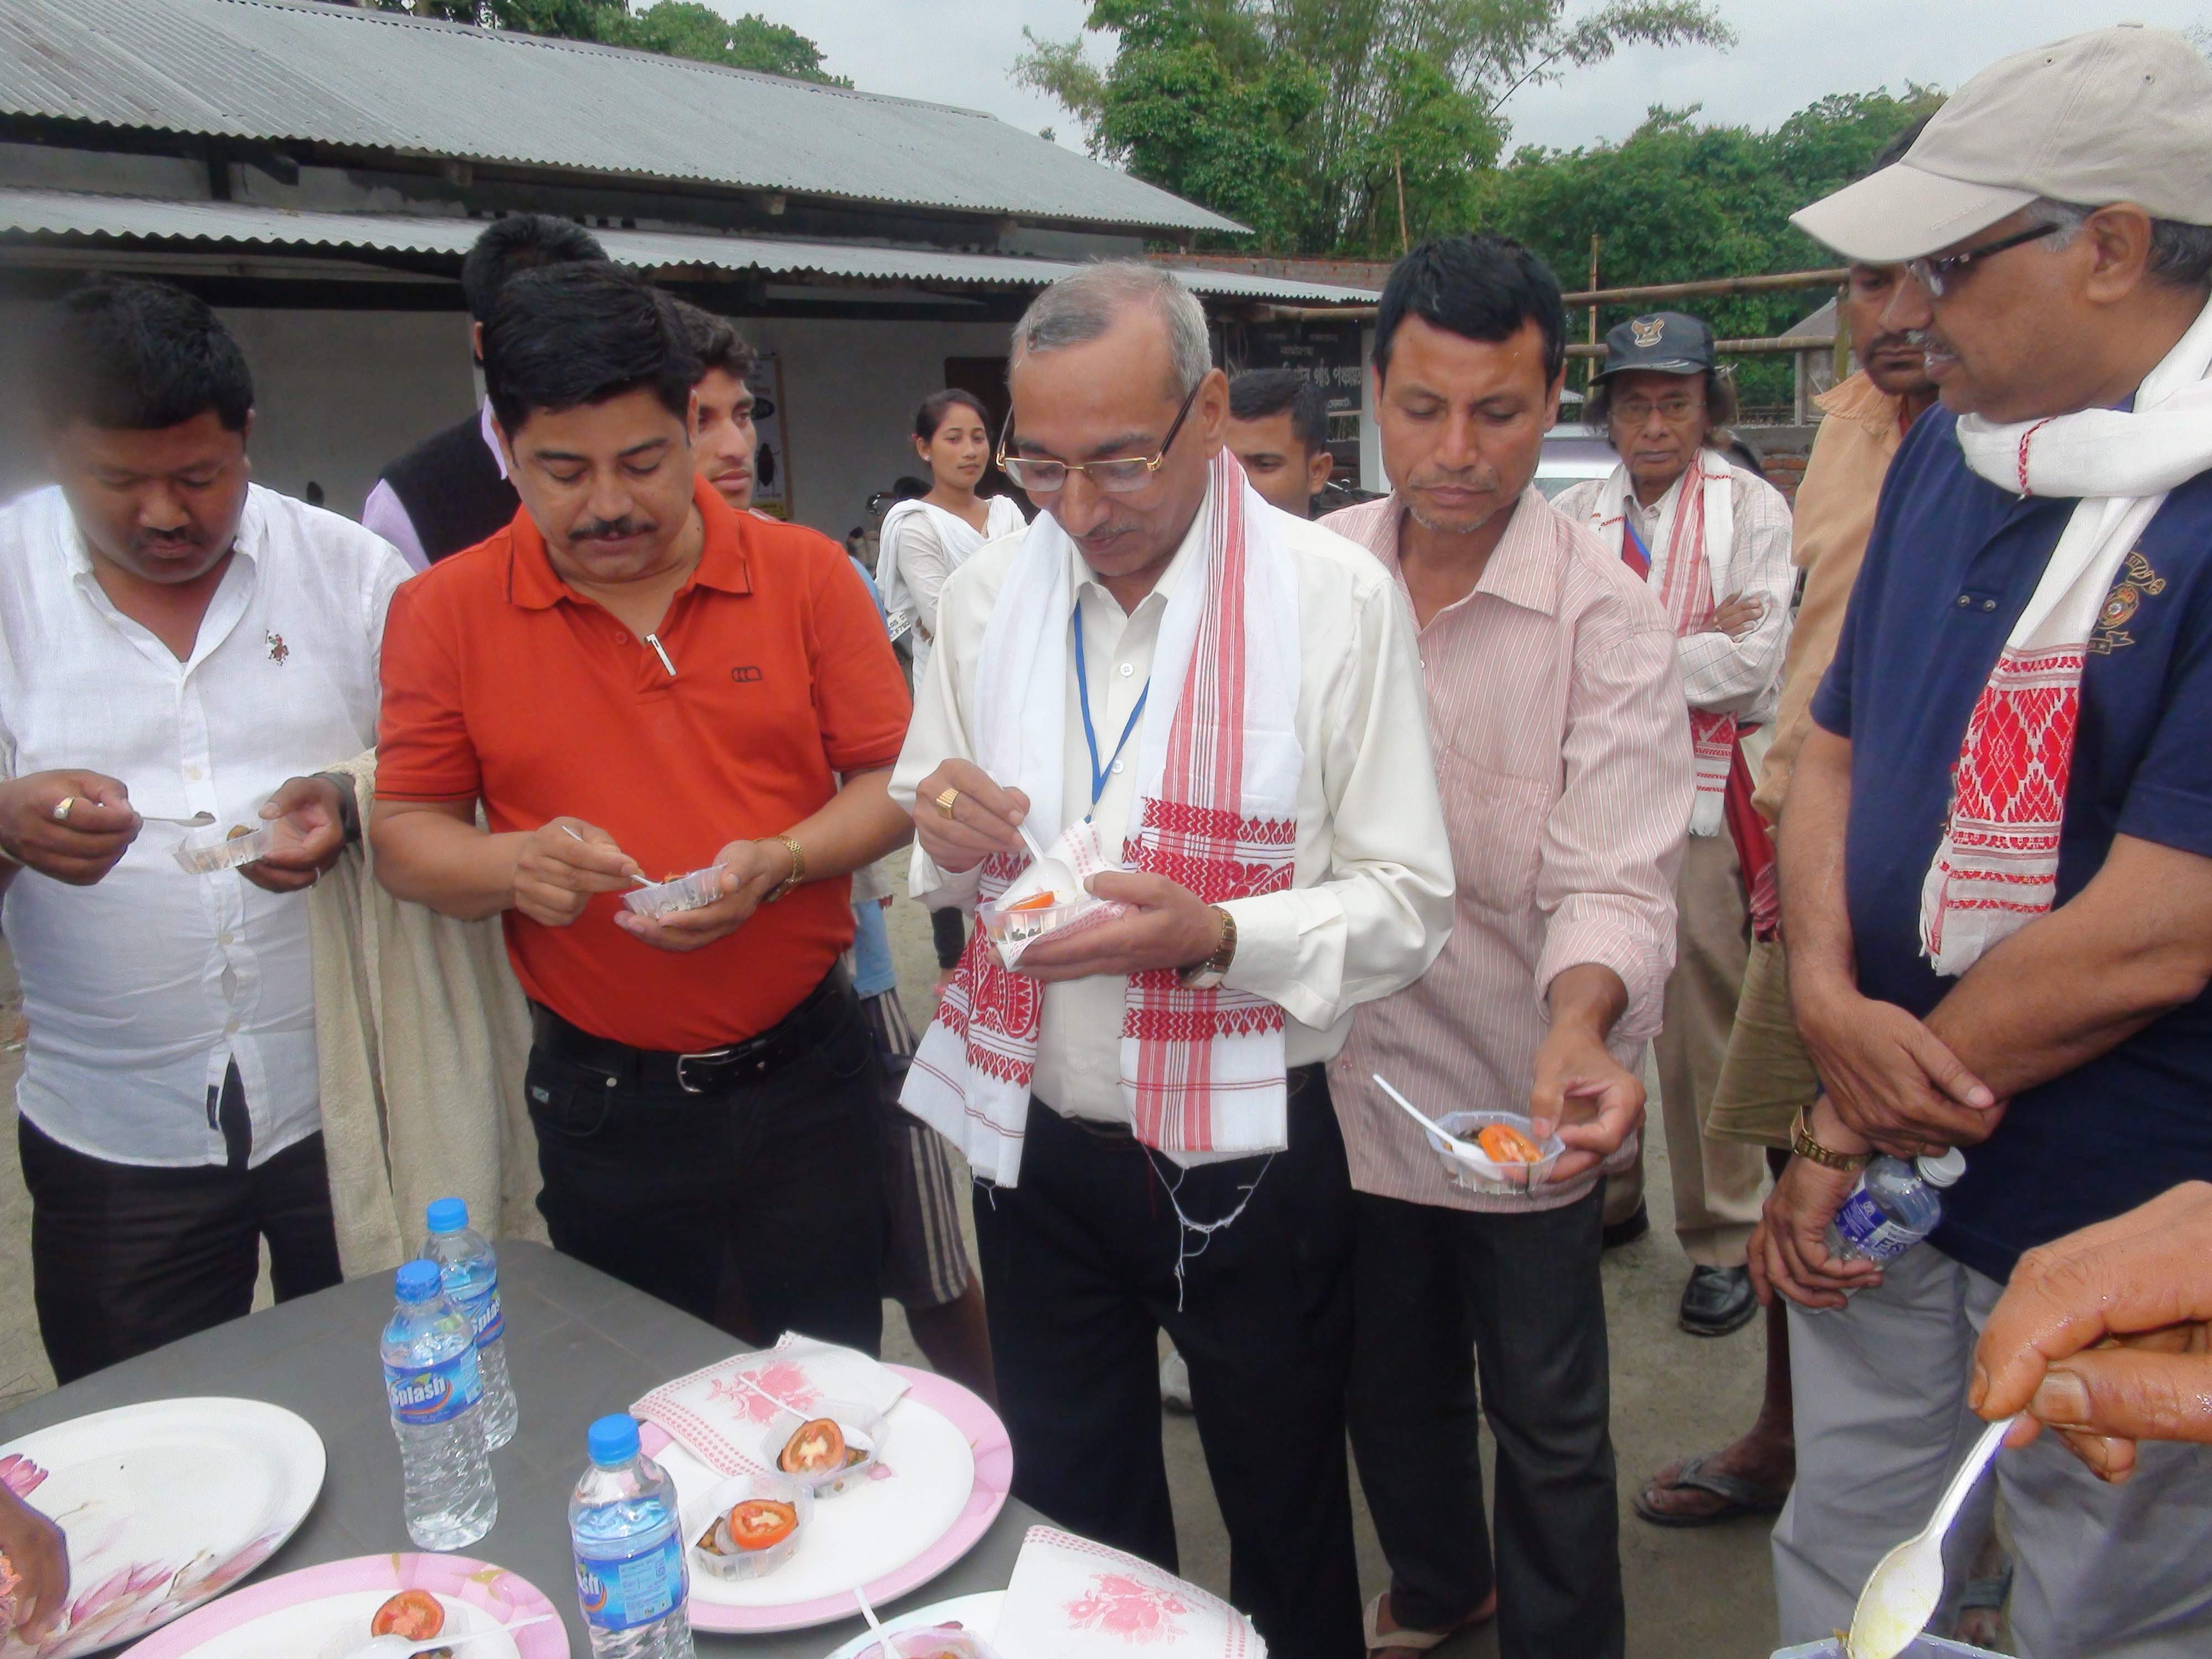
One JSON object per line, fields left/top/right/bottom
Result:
{"left": 1178, "top": 906, "right": 1238, "bottom": 989}
{"left": 1791, "top": 1106, "right": 1871, "bottom": 1172}
{"left": 760, "top": 835, "right": 806, "bottom": 903}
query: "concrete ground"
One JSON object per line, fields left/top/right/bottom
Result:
{"left": 0, "top": 874, "right": 1788, "bottom": 1658}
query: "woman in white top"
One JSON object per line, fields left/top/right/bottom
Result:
{"left": 877, "top": 389, "right": 1027, "bottom": 694}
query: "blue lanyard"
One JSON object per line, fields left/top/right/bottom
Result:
{"left": 1073, "top": 598, "right": 1149, "bottom": 817}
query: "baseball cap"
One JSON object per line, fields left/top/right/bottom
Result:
{"left": 1592, "top": 311, "right": 1715, "bottom": 382}
{"left": 1792, "top": 25, "right": 2212, "bottom": 263}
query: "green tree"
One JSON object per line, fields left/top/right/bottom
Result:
{"left": 1015, "top": 0, "right": 1734, "bottom": 252}
{"left": 1475, "top": 87, "right": 1942, "bottom": 405}
{"left": 376, "top": 0, "right": 844, "bottom": 84}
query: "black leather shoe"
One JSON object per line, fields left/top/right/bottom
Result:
{"left": 1601, "top": 1199, "right": 1650, "bottom": 1251}
{"left": 1679, "top": 1266, "right": 1758, "bottom": 1336}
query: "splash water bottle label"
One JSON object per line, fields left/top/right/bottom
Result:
{"left": 384, "top": 1347, "right": 484, "bottom": 1426}
{"left": 575, "top": 1531, "right": 685, "bottom": 1631}
{"left": 1834, "top": 1186, "right": 1919, "bottom": 1262}
{"left": 453, "top": 1281, "right": 504, "bottom": 1345}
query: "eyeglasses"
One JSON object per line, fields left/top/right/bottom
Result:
{"left": 997, "top": 381, "right": 1202, "bottom": 495}
{"left": 1907, "top": 221, "right": 2061, "bottom": 298}
{"left": 1610, "top": 393, "right": 1703, "bottom": 426}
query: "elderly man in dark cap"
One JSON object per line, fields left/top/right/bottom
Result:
{"left": 1555, "top": 313, "right": 1795, "bottom": 1336}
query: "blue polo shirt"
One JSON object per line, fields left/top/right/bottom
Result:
{"left": 1812, "top": 405, "right": 2212, "bottom": 1281}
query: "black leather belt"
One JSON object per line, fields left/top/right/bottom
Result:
{"left": 529, "top": 974, "right": 844, "bottom": 1097}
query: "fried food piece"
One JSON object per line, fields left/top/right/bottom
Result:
{"left": 1476, "top": 1123, "right": 1543, "bottom": 1164}
{"left": 778, "top": 1417, "right": 848, "bottom": 1475}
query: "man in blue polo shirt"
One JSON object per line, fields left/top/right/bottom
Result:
{"left": 1751, "top": 28, "right": 2212, "bottom": 1656}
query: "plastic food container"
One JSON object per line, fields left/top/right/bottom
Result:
{"left": 621, "top": 866, "right": 727, "bottom": 919}
{"left": 1774, "top": 1640, "right": 2002, "bottom": 1658}
{"left": 864, "top": 1626, "right": 1006, "bottom": 1659}
{"left": 173, "top": 820, "right": 275, "bottom": 875}
{"left": 759, "top": 1400, "right": 887, "bottom": 1500}
{"left": 1426, "top": 1109, "right": 1566, "bottom": 1197}
{"left": 976, "top": 893, "right": 1085, "bottom": 963}
{"left": 684, "top": 1472, "right": 812, "bottom": 1582}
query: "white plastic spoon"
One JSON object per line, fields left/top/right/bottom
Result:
{"left": 852, "top": 1585, "right": 897, "bottom": 1659}
{"left": 561, "top": 822, "right": 654, "bottom": 886}
{"left": 1371, "top": 1073, "right": 1484, "bottom": 1160}
{"left": 141, "top": 811, "right": 217, "bottom": 826}
{"left": 988, "top": 777, "right": 1077, "bottom": 898}
{"left": 1845, "top": 1414, "right": 2018, "bottom": 1659}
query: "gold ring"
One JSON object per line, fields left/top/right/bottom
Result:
{"left": 50, "top": 797, "right": 74, "bottom": 825}
{"left": 934, "top": 787, "right": 961, "bottom": 820}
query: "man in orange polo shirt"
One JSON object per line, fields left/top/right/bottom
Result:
{"left": 372, "top": 262, "right": 914, "bottom": 1351}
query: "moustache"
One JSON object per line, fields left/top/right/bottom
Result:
{"left": 132, "top": 528, "right": 207, "bottom": 555}
{"left": 569, "top": 517, "right": 651, "bottom": 542}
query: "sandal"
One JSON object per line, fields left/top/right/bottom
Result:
{"left": 1363, "top": 1592, "right": 1495, "bottom": 1656}
{"left": 1632, "top": 1452, "right": 1790, "bottom": 1528}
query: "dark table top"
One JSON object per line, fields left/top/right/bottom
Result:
{"left": 0, "top": 1241, "right": 1037, "bottom": 1657}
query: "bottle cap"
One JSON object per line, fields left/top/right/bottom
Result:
{"left": 1917, "top": 1147, "right": 1968, "bottom": 1188}
{"left": 395, "top": 1260, "right": 442, "bottom": 1302}
{"left": 587, "top": 1413, "right": 641, "bottom": 1466}
{"left": 425, "top": 1197, "right": 469, "bottom": 1235}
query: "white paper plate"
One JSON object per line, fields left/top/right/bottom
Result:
{"left": 0, "top": 1397, "right": 325, "bottom": 1659}
{"left": 653, "top": 1392, "right": 974, "bottom": 1619}
{"left": 821, "top": 1591, "right": 1005, "bottom": 1659}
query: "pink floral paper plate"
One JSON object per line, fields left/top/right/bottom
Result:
{"left": 124, "top": 1552, "right": 569, "bottom": 1659}
{"left": 0, "top": 1397, "right": 324, "bottom": 1659}
{"left": 639, "top": 1364, "right": 1011, "bottom": 1635}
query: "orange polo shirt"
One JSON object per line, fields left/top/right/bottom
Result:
{"left": 376, "top": 478, "right": 911, "bottom": 1051}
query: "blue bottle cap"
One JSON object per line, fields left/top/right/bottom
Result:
{"left": 587, "top": 1413, "right": 641, "bottom": 1466}
{"left": 425, "top": 1197, "right": 469, "bottom": 1235}
{"left": 395, "top": 1260, "right": 442, "bottom": 1302}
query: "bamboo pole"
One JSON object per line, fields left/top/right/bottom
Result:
{"left": 1561, "top": 268, "right": 1849, "bottom": 306}
{"left": 1563, "top": 333, "right": 1836, "bottom": 358}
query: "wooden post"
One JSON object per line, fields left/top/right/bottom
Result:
{"left": 1585, "top": 235, "right": 1601, "bottom": 394}
{"left": 1394, "top": 150, "right": 1410, "bottom": 254}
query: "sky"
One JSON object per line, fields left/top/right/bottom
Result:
{"left": 776, "top": 0, "right": 2210, "bottom": 156}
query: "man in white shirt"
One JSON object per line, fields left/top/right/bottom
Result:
{"left": 0, "top": 279, "right": 407, "bottom": 1381}
{"left": 893, "top": 263, "right": 1454, "bottom": 1659}
{"left": 1553, "top": 314, "right": 1795, "bottom": 1337}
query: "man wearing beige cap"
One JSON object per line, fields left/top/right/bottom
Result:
{"left": 1757, "top": 25, "right": 2212, "bottom": 1653}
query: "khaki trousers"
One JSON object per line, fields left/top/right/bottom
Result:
{"left": 1604, "top": 830, "right": 1767, "bottom": 1267}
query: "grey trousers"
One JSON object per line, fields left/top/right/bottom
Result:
{"left": 1774, "top": 1241, "right": 2212, "bottom": 1658}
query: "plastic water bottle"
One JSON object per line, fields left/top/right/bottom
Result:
{"left": 381, "top": 1260, "right": 498, "bottom": 1550}
{"left": 570, "top": 1415, "right": 693, "bottom": 1659}
{"left": 421, "top": 1197, "right": 518, "bottom": 1449}
{"left": 1825, "top": 1147, "right": 1968, "bottom": 1268}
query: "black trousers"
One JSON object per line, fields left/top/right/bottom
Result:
{"left": 20, "top": 1081, "right": 342, "bottom": 1386}
{"left": 972, "top": 1068, "right": 1360, "bottom": 1659}
{"left": 526, "top": 975, "right": 886, "bottom": 1356}
{"left": 1347, "top": 1186, "right": 1623, "bottom": 1659}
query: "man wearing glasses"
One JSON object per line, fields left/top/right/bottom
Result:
{"left": 891, "top": 262, "right": 1453, "bottom": 1659}
{"left": 1760, "top": 27, "right": 2212, "bottom": 1652}
{"left": 1554, "top": 315, "right": 1796, "bottom": 1339}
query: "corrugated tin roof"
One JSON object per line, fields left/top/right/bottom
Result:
{"left": 0, "top": 0, "right": 1241, "bottom": 233}
{"left": 0, "top": 189, "right": 1380, "bottom": 303}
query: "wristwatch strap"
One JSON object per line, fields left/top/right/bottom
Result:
{"left": 1178, "top": 905, "right": 1237, "bottom": 990}
{"left": 1791, "top": 1105, "right": 1872, "bottom": 1172}
{"left": 761, "top": 835, "right": 806, "bottom": 903}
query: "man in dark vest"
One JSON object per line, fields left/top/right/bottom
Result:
{"left": 362, "top": 215, "right": 604, "bottom": 569}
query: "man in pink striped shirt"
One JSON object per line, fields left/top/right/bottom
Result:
{"left": 1324, "top": 235, "right": 1691, "bottom": 1659}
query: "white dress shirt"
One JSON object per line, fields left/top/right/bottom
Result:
{"left": 890, "top": 491, "right": 1455, "bottom": 1125}
{"left": 1555, "top": 460, "right": 1794, "bottom": 719}
{"left": 0, "top": 484, "right": 408, "bottom": 1167}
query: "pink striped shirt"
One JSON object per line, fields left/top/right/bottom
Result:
{"left": 1322, "top": 490, "right": 1693, "bottom": 1211}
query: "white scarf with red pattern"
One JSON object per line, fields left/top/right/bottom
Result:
{"left": 902, "top": 450, "right": 1303, "bottom": 1186}
{"left": 1929, "top": 297, "right": 2212, "bottom": 975}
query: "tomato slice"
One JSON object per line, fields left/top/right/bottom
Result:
{"left": 779, "top": 1417, "right": 848, "bottom": 1474}
{"left": 727, "top": 1497, "right": 800, "bottom": 1550}
{"left": 1476, "top": 1123, "right": 1543, "bottom": 1164}
{"left": 1004, "top": 891, "right": 1060, "bottom": 912}
{"left": 371, "top": 1589, "right": 446, "bottom": 1641}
